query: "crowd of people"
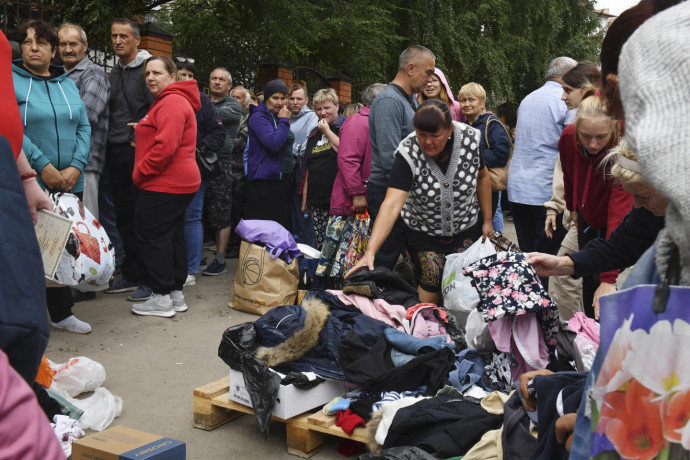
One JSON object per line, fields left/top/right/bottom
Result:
{"left": 1, "top": 0, "right": 689, "bottom": 456}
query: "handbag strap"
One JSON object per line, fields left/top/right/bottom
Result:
{"left": 484, "top": 115, "right": 513, "bottom": 151}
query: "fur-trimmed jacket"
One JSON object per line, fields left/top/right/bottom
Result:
{"left": 254, "top": 289, "right": 391, "bottom": 380}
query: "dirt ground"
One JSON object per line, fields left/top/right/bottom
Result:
{"left": 46, "top": 223, "right": 520, "bottom": 459}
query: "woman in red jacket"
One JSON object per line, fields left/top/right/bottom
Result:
{"left": 559, "top": 86, "right": 632, "bottom": 318}
{"left": 131, "top": 56, "right": 201, "bottom": 318}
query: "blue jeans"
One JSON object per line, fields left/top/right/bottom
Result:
{"left": 492, "top": 192, "right": 504, "bottom": 232}
{"left": 184, "top": 181, "right": 208, "bottom": 274}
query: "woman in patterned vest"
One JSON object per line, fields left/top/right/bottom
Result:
{"left": 347, "top": 99, "right": 493, "bottom": 304}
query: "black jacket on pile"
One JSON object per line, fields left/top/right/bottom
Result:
{"left": 568, "top": 207, "right": 664, "bottom": 278}
{"left": 383, "top": 394, "right": 503, "bottom": 458}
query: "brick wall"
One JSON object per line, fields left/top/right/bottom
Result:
{"left": 140, "top": 36, "right": 172, "bottom": 58}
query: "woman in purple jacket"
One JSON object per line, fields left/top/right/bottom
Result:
{"left": 244, "top": 79, "right": 294, "bottom": 231}
{"left": 315, "top": 83, "right": 386, "bottom": 283}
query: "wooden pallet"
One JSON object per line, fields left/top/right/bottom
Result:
{"left": 193, "top": 376, "right": 367, "bottom": 458}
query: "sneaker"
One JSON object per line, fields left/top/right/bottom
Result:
{"left": 104, "top": 278, "right": 138, "bottom": 294}
{"left": 127, "top": 285, "right": 153, "bottom": 302}
{"left": 131, "top": 294, "right": 175, "bottom": 317}
{"left": 202, "top": 259, "right": 227, "bottom": 276}
{"left": 199, "top": 257, "right": 209, "bottom": 271}
{"left": 184, "top": 274, "right": 196, "bottom": 287}
{"left": 171, "top": 290, "right": 188, "bottom": 312}
{"left": 50, "top": 315, "right": 92, "bottom": 334}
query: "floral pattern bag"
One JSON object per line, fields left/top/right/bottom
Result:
{"left": 463, "top": 252, "right": 554, "bottom": 321}
{"left": 588, "top": 284, "right": 690, "bottom": 459}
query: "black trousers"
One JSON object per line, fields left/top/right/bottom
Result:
{"left": 509, "top": 202, "right": 566, "bottom": 290}
{"left": 367, "top": 183, "right": 407, "bottom": 270}
{"left": 106, "top": 143, "right": 141, "bottom": 283}
{"left": 135, "top": 190, "right": 195, "bottom": 294}
{"left": 577, "top": 212, "right": 605, "bottom": 318}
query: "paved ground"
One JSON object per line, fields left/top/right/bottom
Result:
{"left": 46, "top": 222, "right": 519, "bottom": 459}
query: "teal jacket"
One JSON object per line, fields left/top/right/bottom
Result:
{"left": 12, "top": 61, "right": 91, "bottom": 193}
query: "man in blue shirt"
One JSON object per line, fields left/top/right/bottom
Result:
{"left": 507, "top": 57, "right": 576, "bottom": 285}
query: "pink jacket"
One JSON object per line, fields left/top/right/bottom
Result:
{"left": 0, "top": 350, "right": 65, "bottom": 459}
{"left": 329, "top": 107, "right": 372, "bottom": 216}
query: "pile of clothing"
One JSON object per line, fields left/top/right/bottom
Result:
{"left": 219, "top": 260, "right": 599, "bottom": 458}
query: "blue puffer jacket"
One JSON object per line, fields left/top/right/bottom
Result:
{"left": 12, "top": 61, "right": 91, "bottom": 192}
{"left": 253, "top": 289, "right": 392, "bottom": 380}
{"left": 245, "top": 103, "right": 291, "bottom": 181}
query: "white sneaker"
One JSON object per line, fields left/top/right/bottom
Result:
{"left": 184, "top": 274, "right": 196, "bottom": 287}
{"left": 171, "top": 290, "right": 188, "bottom": 312}
{"left": 131, "top": 294, "right": 175, "bottom": 318}
{"left": 50, "top": 315, "right": 92, "bottom": 334}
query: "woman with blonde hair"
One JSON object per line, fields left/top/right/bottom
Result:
{"left": 557, "top": 86, "right": 633, "bottom": 317}
{"left": 301, "top": 88, "right": 346, "bottom": 248}
{"left": 458, "top": 82, "right": 511, "bottom": 230}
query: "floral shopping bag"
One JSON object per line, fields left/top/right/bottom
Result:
{"left": 343, "top": 211, "right": 370, "bottom": 275}
{"left": 588, "top": 284, "right": 690, "bottom": 459}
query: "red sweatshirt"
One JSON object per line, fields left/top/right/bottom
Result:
{"left": 133, "top": 79, "right": 201, "bottom": 194}
{"left": 559, "top": 123, "right": 633, "bottom": 284}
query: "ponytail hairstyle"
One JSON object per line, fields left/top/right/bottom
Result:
{"left": 574, "top": 82, "right": 621, "bottom": 152}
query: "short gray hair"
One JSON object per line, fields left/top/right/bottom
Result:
{"left": 212, "top": 67, "right": 232, "bottom": 85}
{"left": 58, "top": 23, "right": 87, "bottom": 45}
{"left": 233, "top": 86, "right": 251, "bottom": 106}
{"left": 545, "top": 56, "right": 577, "bottom": 80}
{"left": 398, "top": 45, "right": 435, "bottom": 71}
{"left": 361, "top": 83, "right": 386, "bottom": 106}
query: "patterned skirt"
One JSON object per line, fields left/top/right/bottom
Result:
{"left": 315, "top": 215, "right": 355, "bottom": 279}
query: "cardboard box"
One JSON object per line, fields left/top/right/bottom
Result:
{"left": 71, "top": 425, "right": 185, "bottom": 460}
{"left": 229, "top": 368, "right": 345, "bottom": 420}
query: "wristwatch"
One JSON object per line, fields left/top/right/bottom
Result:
{"left": 20, "top": 169, "right": 38, "bottom": 181}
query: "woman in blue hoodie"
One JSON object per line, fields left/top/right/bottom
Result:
{"left": 12, "top": 20, "right": 91, "bottom": 334}
{"left": 244, "top": 79, "right": 294, "bottom": 232}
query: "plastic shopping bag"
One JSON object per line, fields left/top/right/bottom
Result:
{"left": 343, "top": 211, "right": 370, "bottom": 274}
{"left": 52, "top": 193, "right": 115, "bottom": 290}
{"left": 442, "top": 239, "right": 496, "bottom": 312}
{"left": 50, "top": 356, "right": 106, "bottom": 397}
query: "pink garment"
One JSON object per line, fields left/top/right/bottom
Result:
{"left": 433, "top": 68, "right": 464, "bottom": 122}
{"left": 489, "top": 315, "right": 551, "bottom": 382}
{"left": 567, "top": 312, "right": 600, "bottom": 345}
{"left": 407, "top": 304, "right": 452, "bottom": 341}
{"left": 329, "top": 107, "right": 372, "bottom": 216}
{"left": 567, "top": 312, "right": 600, "bottom": 358}
{"left": 0, "top": 350, "right": 65, "bottom": 459}
{"left": 329, "top": 290, "right": 408, "bottom": 331}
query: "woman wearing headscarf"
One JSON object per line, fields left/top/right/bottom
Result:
{"left": 244, "top": 79, "right": 294, "bottom": 231}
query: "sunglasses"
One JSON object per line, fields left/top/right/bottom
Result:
{"left": 175, "top": 57, "right": 195, "bottom": 63}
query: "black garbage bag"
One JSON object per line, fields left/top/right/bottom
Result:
{"left": 218, "top": 323, "right": 281, "bottom": 439}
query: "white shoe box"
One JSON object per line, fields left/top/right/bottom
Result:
{"left": 229, "top": 367, "right": 346, "bottom": 420}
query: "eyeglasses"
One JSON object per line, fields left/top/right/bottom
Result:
{"left": 175, "top": 57, "right": 195, "bottom": 63}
